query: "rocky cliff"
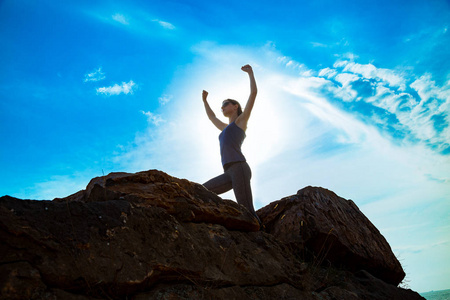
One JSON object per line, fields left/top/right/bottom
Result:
{"left": 0, "top": 169, "right": 424, "bottom": 299}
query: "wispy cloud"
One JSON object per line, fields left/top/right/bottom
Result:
{"left": 276, "top": 55, "right": 309, "bottom": 74}
{"left": 152, "top": 19, "right": 175, "bottom": 30}
{"left": 112, "top": 13, "right": 129, "bottom": 25}
{"left": 142, "top": 110, "right": 165, "bottom": 126}
{"left": 96, "top": 80, "right": 136, "bottom": 96}
{"left": 158, "top": 94, "right": 172, "bottom": 105}
{"left": 317, "top": 60, "right": 450, "bottom": 155}
{"left": 84, "top": 67, "right": 106, "bottom": 82}
{"left": 310, "top": 41, "right": 328, "bottom": 48}
{"left": 334, "top": 61, "right": 406, "bottom": 89}
{"left": 85, "top": 8, "right": 176, "bottom": 35}
{"left": 403, "top": 25, "right": 449, "bottom": 44}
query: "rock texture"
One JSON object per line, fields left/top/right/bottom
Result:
{"left": 0, "top": 169, "right": 424, "bottom": 299}
{"left": 257, "top": 186, "right": 405, "bottom": 286}
{"left": 55, "top": 170, "right": 260, "bottom": 232}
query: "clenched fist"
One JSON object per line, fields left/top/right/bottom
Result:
{"left": 241, "top": 64, "right": 253, "bottom": 74}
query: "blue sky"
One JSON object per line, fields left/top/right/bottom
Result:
{"left": 1, "top": 0, "right": 449, "bottom": 293}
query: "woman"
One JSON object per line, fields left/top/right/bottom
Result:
{"left": 202, "top": 64, "right": 261, "bottom": 225}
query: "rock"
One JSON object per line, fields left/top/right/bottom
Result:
{"left": 134, "top": 283, "right": 317, "bottom": 300}
{"left": 0, "top": 171, "right": 300, "bottom": 299}
{"left": 0, "top": 261, "right": 47, "bottom": 299}
{"left": 352, "top": 270, "right": 425, "bottom": 300}
{"left": 0, "top": 170, "right": 424, "bottom": 299}
{"left": 257, "top": 186, "right": 405, "bottom": 286}
{"left": 54, "top": 169, "right": 260, "bottom": 232}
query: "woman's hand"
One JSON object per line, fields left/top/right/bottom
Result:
{"left": 202, "top": 90, "right": 208, "bottom": 101}
{"left": 241, "top": 64, "right": 253, "bottom": 74}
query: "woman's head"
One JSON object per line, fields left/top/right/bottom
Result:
{"left": 222, "top": 99, "right": 242, "bottom": 116}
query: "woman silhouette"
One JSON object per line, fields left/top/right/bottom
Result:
{"left": 202, "top": 64, "right": 261, "bottom": 225}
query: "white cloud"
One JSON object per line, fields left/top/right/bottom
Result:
{"left": 84, "top": 67, "right": 106, "bottom": 82}
{"left": 96, "top": 80, "right": 136, "bottom": 96}
{"left": 153, "top": 19, "right": 175, "bottom": 30}
{"left": 85, "top": 9, "right": 177, "bottom": 36}
{"left": 334, "top": 72, "right": 360, "bottom": 86}
{"left": 112, "top": 13, "right": 129, "bottom": 25}
{"left": 158, "top": 94, "right": 172, "bottom": 105}
{"left": 336, "top": 60, "right": 406, "bottom": 89}
{"left": 411, "top": 73, "right": 450, "bottom": 103}
{"left": 142, "top": 110, "right": 165, "bottom": 126}
{"left": 318, "top": 57, "right": 450, "bottom": 154}
{"left": 310, "top": 41, "right": 328, "bottom": 48}
{"left": 403, "top": 25, "right": 449, "bottom": 46}
{"left": 276, "top": 55, "right": 307, "bottom": 73}
{"left": 354, "top": 62, "right": 396, "bottom": 84}
{"left": 318, "top": 67, "right": 337, "bottom": 78}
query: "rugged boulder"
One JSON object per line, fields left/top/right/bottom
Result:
{"left": 258, "top": 186, "right": 405, "bottom": 285}
{"left": 55, "top": 170, "right": 260, "bottom": 232}
{"left": 0, "top": 169, "right": 424, "bottom": 299}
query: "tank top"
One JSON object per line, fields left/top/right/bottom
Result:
{"left": 219, "top": 122, "right": 246, "bottom": 167}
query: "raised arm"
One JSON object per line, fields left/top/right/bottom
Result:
{"left": 202, "top": 90, "right": 227, "bottom": 131}
{"left": 236, "top": 64, "right": 257, "bottom": 131}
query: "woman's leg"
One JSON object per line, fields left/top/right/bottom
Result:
{"left": 203, "top": 172, "right": 232, "bottom": 195}
{"left": 229, "top": 162, "right": 261, "bottom": 224}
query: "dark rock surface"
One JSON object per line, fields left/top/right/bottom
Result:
{"left": 257, "top": 186, "right": 405, "bottom": 286}
{"left": 54, "top": 170, "right": 260, "bottom": 232}
{"left": 0, "top": 169, "right": 424, "bottom": 299}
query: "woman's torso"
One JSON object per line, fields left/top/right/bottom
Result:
{"left": 219, "top": 122, "right": 246, "bottom": 167}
